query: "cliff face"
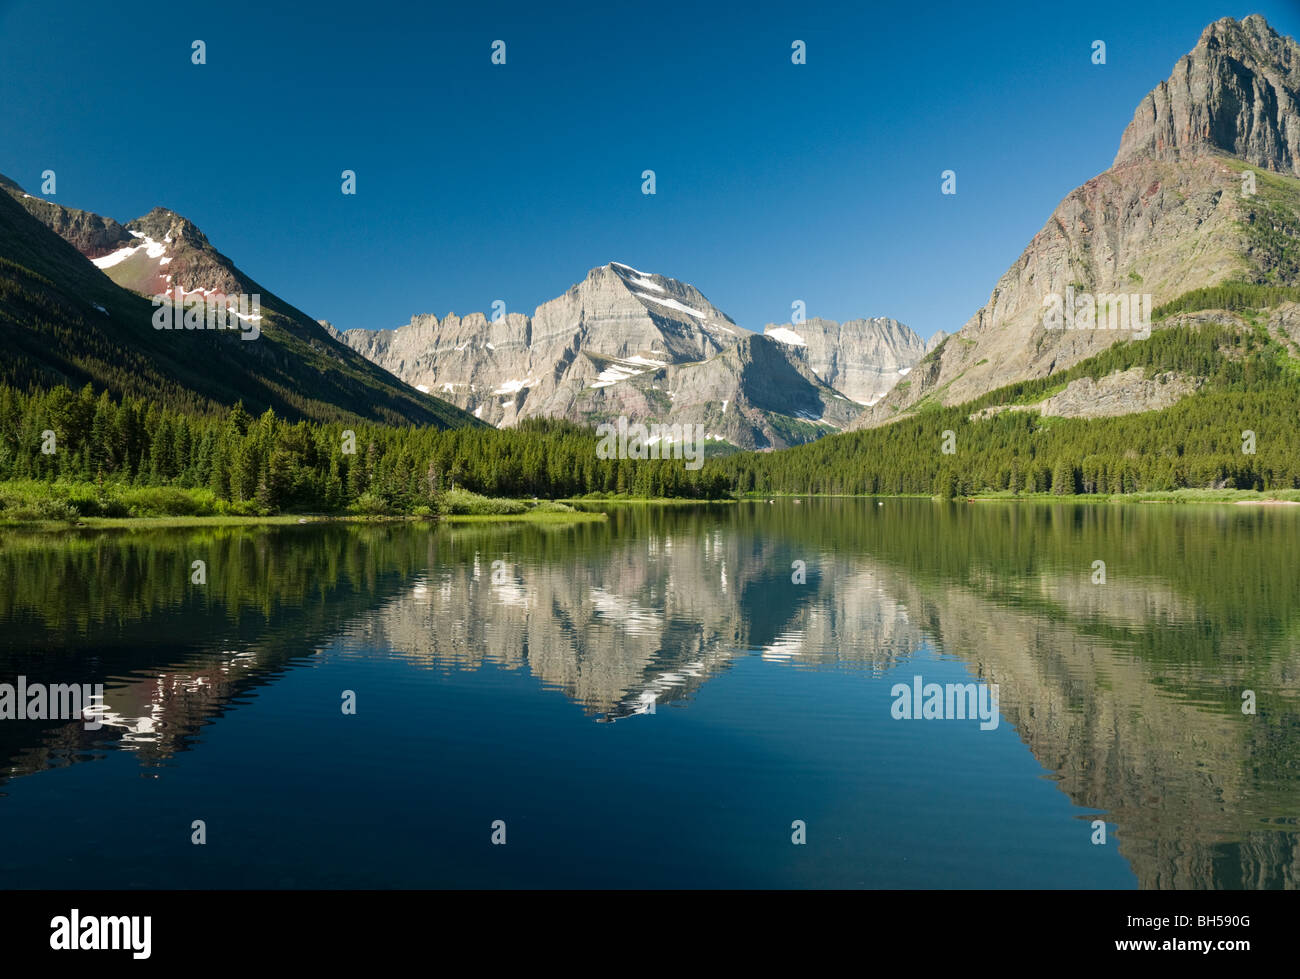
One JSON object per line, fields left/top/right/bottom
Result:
{"left": 762, "top": 316, "right": 926, "bottom": 405}
{"left": 1115, "top": 15, "right": 1300, "bottom": 175}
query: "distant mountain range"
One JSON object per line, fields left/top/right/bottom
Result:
{"left": 1, "top": 171, "right": 932, "bottom": 446}
{"left": 332, "top": 262, "right": 929, "bottom": 449}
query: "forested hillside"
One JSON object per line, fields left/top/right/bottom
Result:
{"left": 0, "top": 181, "right": 477, "bottom": 429}
{"left": 710, "top": 308, "right": 1300, "bottom": 497}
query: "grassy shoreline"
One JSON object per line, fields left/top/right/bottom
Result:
{"left": 561, "top": 496, "right": 736, "bottom": 506}
{"left": 0, "top": 481, "right": 620, "bottom": 531}
{"left": 735, "top": 489, "right": 1300, "bottom": 505}
{"left": 963, "top": 489, "right": 1300, "bottom": 504}
{"left": 0, "top": 509, "right": 611, "bottom": 532}
{"left": 0, "top": 503, "right": 725, "bottom": 531}
{"left": 6, "top": 483, "right": 1299, "bottom": 532}
{"left": 0, "top": 513, "right": 398, "bottom": 531}
{"left": 441, "top": 510, "right": 607, "bottom": 523}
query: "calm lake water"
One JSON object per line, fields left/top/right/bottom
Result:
{"left": 0, "top": 500, "right": 1296, "bottom": 888}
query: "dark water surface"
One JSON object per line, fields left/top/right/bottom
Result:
{"left": 0, "top": 500, "right": 1296, "bottom": 888}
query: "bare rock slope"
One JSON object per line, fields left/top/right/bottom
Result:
{"left": 854, "top": 14, "right": 1300, "bottom": 429}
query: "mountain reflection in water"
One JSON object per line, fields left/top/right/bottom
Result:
{"left": 0, "top": 501, "right": 1296, "bottom": 889}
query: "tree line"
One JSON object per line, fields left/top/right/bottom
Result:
{"left": 0, "top": 383, "right": 729, "bottom": 514}
{"left": 709, "top": 322, "right": 1300, "bottom": 497}
{"left": 4, "top": 322, "right": 1297, "bottom": 510}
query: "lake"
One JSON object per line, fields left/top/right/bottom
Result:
{"left": 0, "top": 500, "right": 1296, "bottom": 888}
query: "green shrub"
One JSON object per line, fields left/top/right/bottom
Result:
{"left": 121, "top": 486, "right": 217, "bottom": 517}
{"left": 351, "top": 491, "right": 395, "bottom": 516}
{"left": 97, "top": 496, "right": 130, "bottom": 518}
{"left": 441, "top": 488, "right": 528, "bottom": 515}
{"left": 215, "top": 498, "right": 266, "bottom": 517}
{"left": 0, "top": 484, "right": 80, "bottom": 521}
{"left": 34, "top": 498, "right": 79, "bottom": 521}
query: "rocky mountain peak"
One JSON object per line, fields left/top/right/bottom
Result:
{"left": 1114, "top": 14, "right": 1300, "bottom": 174}
{"left": 591, "top": 260, "right": 741, "bottom": 335}
{"left": 4, "top": 187, "right": 255, "bottom": 302}
{"left": 0, "top": 172, "right": 476, "bottom": 427}
{"left": 127, "top": 207, "right": 210, "bottom": 248}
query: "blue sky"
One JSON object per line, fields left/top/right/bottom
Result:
{"left": 2, "top": 1, "right": 1299, "bottom": 340}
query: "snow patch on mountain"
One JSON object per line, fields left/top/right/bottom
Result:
{"left": 635, "top": 292, "right": 710, "bottom": 320}
{"left": 493, "top": 377, "right": 538, "bottom": 395}
{"left": 587, "top": 352, "right": 669, "bottom": 389}
{"left": 609, "top": 261, "right": 666, "bottom": 293}
{"left": 766, "top": 327, "right": 806, "bottom": 346}
{"left": 623, "top": 355, "right": 668, "bottom": 368}
{"left": 92, "top": 232, "right": 167, "bottom": 269}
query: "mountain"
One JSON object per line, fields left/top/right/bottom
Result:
{"left": 83, "top": 206, "right": 247, "bottom": 301}
{"left": 341, "top": 261, "right": 737, "bottom": 426}
{"left": 340, "top": 261, "right": 920, "bottom": 449}
{"left": 762, "top": 316, "right": 926, "bottom": 405}
{"left": 1115, "top": 14, "right": 1300, "bottom": 174}
{"left": 2, "top": 166, "right": 919, "bottom": 445}
{"left": 0, "top": 175, "right": 135, "bottom": 259}
{"left": 852, "top": 14, "right": 1300, "bottom": 429}
{"left": 0, "top": 175, "right": 478, "bottom": 428}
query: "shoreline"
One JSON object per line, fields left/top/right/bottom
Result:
{"left": 0, "top": 509, "right": 610, "bottom": 533}
{"left": 6, "top": 489, "right": 1300, "bottom": 533}
{"left": 735, "top": 490, "right": 1300, "bottom": 506}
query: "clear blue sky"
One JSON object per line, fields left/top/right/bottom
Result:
{"left": 2, "top": 1, "right": 1299, "bottom": 340}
